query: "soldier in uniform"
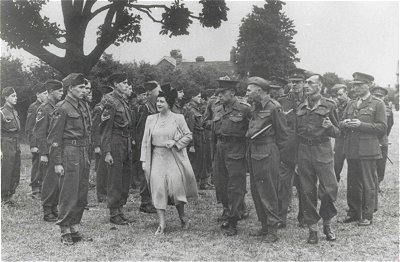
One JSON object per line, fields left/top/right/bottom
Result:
{"left": 172, "top": 84, "right": 185, "bottom": 114}
{"left": 134, "top": 80, "right": 161, "bottom": 213}
{"left": 245, "top": 77, "right": 289, "bottom": 243}
{"left": 47, "top": 73, "right": 92, "bottom": 245}
{"left": 371, "top": 86, "right": 394, "bottom": 188}
{"left": 212, "top": 77, "right": 252, "bottom": 236}
{"left": 278, "top": 68, "right": 307, "bottom": 228}
{"left": 34, "top": 80, "right": 64, "bottom": 222}
{"left": 296, "top": 74, "right": 339, "bottom": 244}
{"left": 26, "top": 84, "right": 48, "bottom": 198}
{"left": 331, "top": 84, "right": 350, "bottom": 182}
{"left": 1, "top": 87, "right": 21, "bottom": 205}
{"left": 100, "top": 73, "right": 135, "bottom": 225}
{"left": 201, "top": 89, "right": 216, "bottom": 187}
{"left": 341, "top": 72, "right": 387, "bottom": 227}
{"left": 184, "top": 86, "right": 213, "bottom": 190}
{"left": 92, "top": 85, "right": 114, "bottom": 202}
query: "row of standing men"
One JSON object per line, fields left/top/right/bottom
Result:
{"left": 1, "top": 68, "right": 393, "bottom": 245}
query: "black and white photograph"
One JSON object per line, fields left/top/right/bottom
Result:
{"left": 0, "top": 0, "right": 399, "bottom": 260}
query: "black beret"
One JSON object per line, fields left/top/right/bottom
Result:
{"left": 108, "top": 73, "right": 128, "bottom": 84}
{"left": 144, "top": 81, "right": 159, "bottom": 91}
{"left": 2, "top": 87, "right": 16, "bottom": 98}
{"left": 63, "top": 73, "right": 85, "bottom": 87}
{"left": 34, "top": 83, "right": 47, "bottom": 94}
{"left": 184, "top": 86, "right": 201, "bottom": 99}
{"left": 44, "top": 80, "right": 63, "bottom": 92}
{"left": 133, "top": 86, "right": 146, "bottom": 95}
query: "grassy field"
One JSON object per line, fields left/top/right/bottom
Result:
{"left": 1, "top": 112, "right": 399, "bottom": 261}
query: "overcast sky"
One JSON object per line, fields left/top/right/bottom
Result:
{"left": 1, "top": 0, "right": 399, "bottom": 86}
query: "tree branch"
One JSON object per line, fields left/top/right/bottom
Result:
{"left": 89, "top": 3, "right": 114, "bottom": 19}
{"left": 136, "top": 8, "right": 162, "bottom": 23}
{"left": 46, "top": 34, "right": 67, "bottom": 49}
{"left": 189, "top": 14, "right": 201, "bottom": 20}
{"left": 83, "top": 0, "right": 97, "bottom": 16}
{"left": 127, "top": 4, "right": 168, "bottom": 10}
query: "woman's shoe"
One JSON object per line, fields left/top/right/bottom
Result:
{"left": 181, "top": 219, "right": 191, "bottom": 230}
{"left": 155, "top": 226, "right": 165, "bottom": 235}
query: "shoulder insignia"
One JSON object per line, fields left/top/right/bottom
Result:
{"left": 239, "top": 100, "right": 251, "bottom": 107}
{"left": 36, "top": 110, "right": 45, "bottom": 122}
{"left": 51, "top": 142, "right": 59, "bottom": 147}
{"left": 101, "top": 107, "right": 112, "bottom": 122}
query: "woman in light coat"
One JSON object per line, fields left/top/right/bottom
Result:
{"left": 141, "top": 84, "right": 198, "bottom": 235}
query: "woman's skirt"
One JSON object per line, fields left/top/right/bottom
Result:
{"left": 150, "top": 147, "right": 188, "bottom": 210}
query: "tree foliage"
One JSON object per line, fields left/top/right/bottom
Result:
{"left": 1, "top": 0, "right": 228, "bottom": 76}
{"left": 234, "top": 0, "right": 299, "bottom": 79}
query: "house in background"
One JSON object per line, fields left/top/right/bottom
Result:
{"left": 156, "top": 49, "right": 237, "bottom": 75}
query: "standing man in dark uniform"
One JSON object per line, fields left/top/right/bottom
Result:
{"left": 34, "top": 80, "right": 64, "bottom": 222}
{"left": 341, "top": 73, "right": 387, "bottom": 226}
{"left": 92, "top": 85, "right": 114, "bottom": 202}
{"left": 245, "top": 77, "right": 288, "bottom": 243}
{"left": 371, "top": 86, "right": 393, "bottom": 188}
{"left": 134, "top": 80, "right": 160, "bottom": 213}
{"left": 278, "top": 68, "right": 307, "bottom": 228}
{"left": 100, "top": 73, "right": 134, "bottom": 225}
{"left": 1, "top": 87, "right": 21, "bottom": 205}
{"left": 296, "top": 74, "right": 340, "bottom": 244}
{"left": 212, "top": 77, "right": 252, "bottom": 236}
{"left": 331, "top": 84, "right": 350, "bottom": 182}
{"left": 26, "top": 84, "right": 48, "bottom": 198}
{"left": 47, "top": 73, "right": 92, "bottom": 245}
{"left": 172, "top": 85, "right": 185, "bottom": 114}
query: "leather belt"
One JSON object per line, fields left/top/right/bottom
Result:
{"left": 298, "top": 135, "right": 329, "bottom": 146}
{"left": 112, "top": 129, "right": 131, "bottom": 138}
{"left": 217, "top": 135, "right": 245, "bottom": 143}
{"left": 248, "top": 136, "right": 276, "bottom": 145}
{"left": 63, "top": 138, "right": 89, "bottom": 147}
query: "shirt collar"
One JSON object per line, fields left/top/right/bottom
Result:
{"left": 65, "top": 94, "right": 79, "bottom": 108}
{"left": 260, "top": 95, "right": 271, "bottom": 109}
{"left": 359, "top": 92, "right": 371, "bottom": 101}
{"left": 47, "top": 97, "right": 57, "bottom": 107}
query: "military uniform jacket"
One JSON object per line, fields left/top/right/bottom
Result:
{"left": 33, "top": 98, "right": 57, "bottom": 156}
{"left": 136, "top": 100, "right": 157, "bottom": 144}
{"left": 25, "top": 100, "right": 41, "bottom": 148}
{"left": 341, "top": 95, "right": 387, "bottom": 159}
{"left": 184, "top": 100, "right": 204, "bottom": 147}
{"left": 47, "top": 95, "right": 90, "bottom": 165}
{"left": 246, "top": 96, "right": 289, "bottom": 153}
{"left": 212, "top": 98, "right": 251, "bottom": 138}
{"left": 1, "top": 103, "right": 20, "bottom": 138}
{"left": 100, "top": 91, "right": 133, "bottom": 153}
{"left": 91, "top": 93, "right": 113, "bottom": 148}
{"left": 296, "top": 96, "right": 340, "bottom": 140}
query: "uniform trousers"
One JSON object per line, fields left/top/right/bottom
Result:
{"left": 297, "top": 141, "right": 338, "bottom": 225}
{"left": 1, "top": 137, "right": 21, "bottom": 201}
{"left": 347, "top": 159, "right": 378, "bottom": 220}
{"left": 106, "top": 135, "right": 132, "bottom": 215}
{"left": 29, "top": 152, "right": 45, "bottom": 192}
{"left": 333, "top": 137, "right": 346, "bottom": 182}
{"left": 247, "top": 141, "right": 281, "bottom": 227}
{"left": 95, "top": 153, "right": 108, "bottom": 201}
{"left": 376, "top": 145, "right": 388, "bottom": 183}
{"left": 278, "top": 161, "right": 295, "bottom": 224}
{"left": 41, "top": 160, "right": 59, "bottom": 215}
{"left": 56, "top": 145, "right": 90, "bottom": 228}
{"left": 214, "top": 139, "right": 247, "bottom": 223}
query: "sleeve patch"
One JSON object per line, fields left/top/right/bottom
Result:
{"left": 36, "top": 110, "right": 45, "bottom": 122}
{"left": 101, "top": 108, "right": 111, "bottom": 122}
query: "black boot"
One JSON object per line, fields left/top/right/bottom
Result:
{"left": 224, "top": 219, "right": 238, "bottom": 236}
{"left": 217, "top": 207, "right": 230, "bottom": 222}
{"left": 323, "top": 225, "right": 336, "bottom": 241}
{"left": 249, "top": 221, "right": 268, "bottom": 236}
{"left": 263, "top": 226, "right": 278, "bottom": 243}
{"left": 307, "top": 230, "right": 318, "bottom": 244}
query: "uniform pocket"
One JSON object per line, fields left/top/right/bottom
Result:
{"left": 229, "top": 115, "right": 243, "bottom": 122}
{"left": 257, "top": 110, "right": 271, "bottom": 119}
{"left": 250, "top": 153, "right": 270, "bottom": 161}
{"left": 358, "top": 137, "right": 380, "bottom": 157}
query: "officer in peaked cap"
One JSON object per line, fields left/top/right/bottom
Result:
{"left": 212, "top": 75, "right": 252, "bottom": 236}
{"left": 269, "top": 76, "right": 288, "bottom": 100}
{"left": 371, "top": 86, "right": 388, "bottom": 97}
{"left": 341, "top": 72, "right": 387, "bottom": 227}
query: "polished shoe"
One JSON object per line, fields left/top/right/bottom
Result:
{"left": 181, "top": 219, "right": 191, "bottom": 230}
{"left": 323, "top": 225, "right": 336, "bottom": 241}
{"left": 44, "top": 213, "right": 58, "bottom": 222}
{"left": 110, "top": 215, "right": 128, "bottom": 225}
{"left": 199, "top": 183, "right": 215, "bottom": 190}
{"left": 139, "top": 204, "right": 157, "bottom": 214}
{"left": 71, "top": 232, "right": 93, "bottom": 242}
{"left": 61, "top": 234, "right": 75, "bottom": 246}
{"left": 307, "top": 230, "right": 318, "bottom": 244}
{"left": 343, "top": 216, "right": 358, "bottom": 223}
{"left": 224, "top": 225, "right": 238, "bottom": 236}
{"left": 155, "top": 225, "right": 165, "bottom": 235}
{"left": 358, "top": 219, "right": 372, "bottom": 226}
{"left": 220, "top": 221, "right": 230, "bottom": 229}
{"left": 277, "top": 222, "right": 286, "bottom": 229}
{"left": 249, "top": 228, "right": 268, "bottom": 237}
{"left": 263, "top": 232, "right": 278, "bottom": 243}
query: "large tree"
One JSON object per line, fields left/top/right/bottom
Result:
{"left": 234, "top": 0, "right": 299, "bottom": 79}
{"left": 1, "top": 0, "right": 228, "bottom": 76}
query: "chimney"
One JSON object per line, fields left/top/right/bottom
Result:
{"left": 196, "top": 56, "right": 205, "bottom": 63}
{"left": 170, "top": 49, "right": 182, "bottom": 64}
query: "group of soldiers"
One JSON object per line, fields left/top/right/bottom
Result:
{"left": 0, "top": 67, "right": 394, "bottom": 246}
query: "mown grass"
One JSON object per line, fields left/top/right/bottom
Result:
{"left": 2, "top": 112, "right": 399, "bottom": 261}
